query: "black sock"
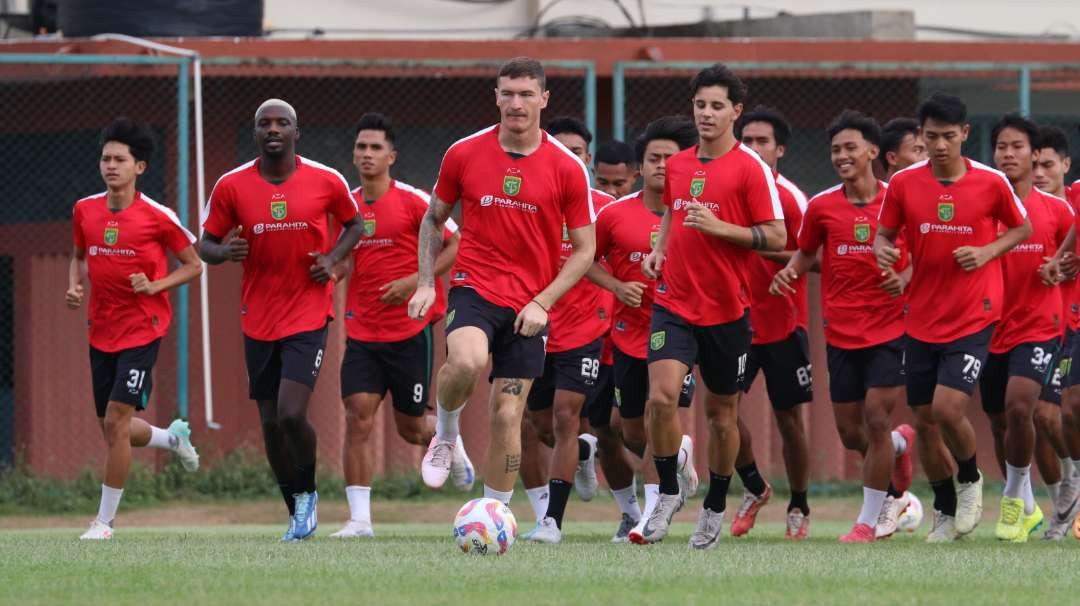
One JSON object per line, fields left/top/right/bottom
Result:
{"left": 956, "top": 455, "right": 980, "bottom": 484}
{"left": 295, "top": 463, "right": 317, "bottom": 494}
{"left": 546, "top": 479, "right": 572, "bottom": 528}
{"left": 654, "top": 454, "right": 680, "bottom": 495}
{"left": 788, "top": 491, "right": 809, "bottom": 515}
{"left": 703, "top": 471, "right": 732, "bottom": 513}
{"left": 886, "top": 482, "right": 903, "bottom": 498}
{"left": 279, "top": 483, "right": 296, "bottom": 516}
{"left": 736, "top": 462, "right": 767, "bottom": 497}
{"left": 577, "top": 437, "right": 591, "bottom": 462}
{"left": 930, "top": 478, "right": 957, "bottom": 516}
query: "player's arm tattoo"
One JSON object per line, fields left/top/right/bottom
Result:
{"left": 750, "top": 225, "right": 766, "bottom": 250}
{"left": 500, "top": 378, "right": 524, "bottom": 395}
{"left": 418, "top": 197, "right": 454, "bottom": 287}
{"left": 505, "top": 454, "right": 521, "bottom": 473}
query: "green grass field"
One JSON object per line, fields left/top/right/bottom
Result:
{"left": 1, "top": 496, "right": 1077, "bottom": 606}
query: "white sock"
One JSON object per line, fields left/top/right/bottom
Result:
{"left": 345, "top": 485, "right": 371, "bottom": 523}
{"left": 891, "top": 430, "right": 907, "bottom": 457}
{"left": 1072, "top": 458, "right": 1080, "bottom": 473}
{"left": 643, "top": 483, "right": 660, "bottom": 518}
{"left": 678, "top": 436, "right": 689, "bottom": 469}
{"left": 857, "top": 486, "right": 888, "bottom": 527}
{"left": 612, "top": 479, "right": 642, "bottom": 521}
{"left": 525, "top": 486, "right": 549, "bottom": 522}
{"left": 484, "top": 485, "right": 513, "bottom": 506}
{"left": 435, "top": 401, "right": 462, "bottom": 443}
{"left": 1062, "top": 457, "right": 1076, "bottom": 477}
{"left": 1022, "top": 470, "right": 1037, "bottom": 515}
{"left": 97, "top": 484, "right": 123, "bottom": 525}
{"left": 1004, "top": 462, "right": 1029, "bottom": 500}
{"left": 1046, "top": 481, "right": 1062, "bottom": 505}
{"left": 146, "top": 425, "right": 176, "bottom": 451}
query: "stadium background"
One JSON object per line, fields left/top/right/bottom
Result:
{"left": 4, "top": 36, "right": 1080, "bottom": 485}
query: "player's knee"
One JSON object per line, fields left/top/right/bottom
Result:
{"left": 836, "top": 422, "right": 865, "bottom": 451}
{"left": 774, "top": 409, "right": 804, "bottom": 437}
{"left": 344, "top": 406, "right": 375, "bottom": 439}
{"left": 445, "top": 349, "right": 487, "bottom": 382}
{"left": 551, "top": 404, "right": 580, "bottom": 437}
{"left": 394, "top": 418, "right": 428, "bottom": 445}
{"left": 1004, "top": 402, "right": 1034, "bottom": 429}
{"left": 930, "top": 402, "right": 965, "bottom": 427}
{"left": 102, "top": 413, "right": 128, "bottom": 444}
{"left": 490, "top": 405, "right": 521, "bottom": 433}
{"left": 1033, "top": 405, "right": 1056, "bottom": 434}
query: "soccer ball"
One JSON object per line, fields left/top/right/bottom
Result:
{"left": 897, "top": 492, "right": 924, "bottom": 532}
{"left": 453, "top": 498, "right": 518, "bottom": 555}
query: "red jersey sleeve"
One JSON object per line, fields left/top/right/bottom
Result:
{"left": 159, "top": 209, "right": 196, "bottom": 253}
{"left": 201, "top": 180, "right": 237, "bottom": 238}
{"left": 1055, "top": 196, "right": 1075, "bottom": 243}
{"left": 744, "top": 158, "right": 783, "bottom": 224}
{"left": 595, "top": 206, "right": 614, "bottom": 260}
{"left": 559, "top": 161, "right": 595, "bottom": 230}
{"left": 797, "top": 201, "right": 824, "bottom": 254}
{"left": 72, "top": 203, "right": 86, "bottom": 250}
{"left": 993, "top": 177, "right": 1026, "bottom": 228}
{"left": 328, "top": 174, "right": 359, "bottom": 225}
{"left": 432, "top": 145, "right": 464, "bottom": 206}
{"left": 877, "top": 178, "right": 904, "bottom": 231}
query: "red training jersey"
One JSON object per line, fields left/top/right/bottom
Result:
{"left": 433, "top": 125, "right": 594, "bottom": 311}
{"left": 345, "top": 181, "right": 457, "bottom": 343}
{"left": 656, "top": 143, "right": 783, "bottom": 326}
{"left": 73, "top": 191, "right": 196, "bottom": 352}
{"left": 747, "top": 174, "right": 805, "bottom": 345}
{"left": 798, "top": 181, "right": 906, "bottom": 349}
{"left": 201, "top": 156, "right": 359, "bottom": 341}
{"left": 777, "top": 174, "right": 810, "bottom": 329}
{"left": 990, "top": 187, "right": 1072, "bottom": 352}
{"left": 1065, "top": 184, "right": 1080, "bottom": 333}
{"left": 878, "top": 159, "right": 1027, "bottom": 343}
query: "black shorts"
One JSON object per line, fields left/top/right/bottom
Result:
{"left": 447, "top": 287, "right": 547, "bottom": 379}
{"left": 826, "top": 335, "right": 906, "bottom": 404}
{"left": 612, "top": 346, "right": 695, "bottom": 420}
{"left": 340, "top": 325, "right": 434, "bottom": 417}
{"left": 1064, "top": 329, "right": 1080, "bottom": 389}
{"left": 906, "top": 323, "right": 995, "bottom": 407}
{"left": 980, "top": 339, "right": 1059, "bottom": 413}
{"left": 89, "top": 339, "right": 161, "bottom": 418}
{"left": 646, "top": 305, "right": 751, "bottom": 396}
{"left": 584, "top": 363, "right": 614, "bottom": 426}
{"left": 742, "top": 328, "right": 813, "bottom": 411}
{"left": 243, "top": 323, "right": 328, "bottom": 401}
{"left": 526, "top": 338, "right": 602, "bottom": 412}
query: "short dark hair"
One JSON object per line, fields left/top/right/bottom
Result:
{"left": 735, "top": 105, "right": 792, "bottom": 146}
{"left": 497, "top": 56, "right": 546, "bottom": 90}
{"left": 634, "top": 115, "right": 699, "bottom": 164}
{"left": 546, "top": 116, "right": 592, "bottom": 145}
{"left": 881, "top": 117, "right": 920, "bottom": 156}
{"left": 826, "top": 110, "right": 882, "bottom": 147}
{"left": 1036, "top": 125, "right": 1070, "bottom": 157}
{"left": 353, "top": 112, "right": 395, "bottom": 146}
{"left": 917, "top": 92, "right": 968, "bottom": 127}
{"left": 689, "top": 63, "right": 746, "bottom": 104}
{"left": 100, "top": 117, "right": 154, "bottom": 163}
{"left": 594, "top": 140, "right": 637, "bottom": 167}
{"left": 991, "top": 112, "right": 1039, "bottom": 148}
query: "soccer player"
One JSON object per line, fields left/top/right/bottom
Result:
{"left": 588, "top": 115, "right": 700, "bottom": 541}
{"left": 729, "top": 105, "right": 815, "bottom": 539}
{"left": 874, "top": 93, "right": 1031, "bottom": 542}
{"left": 633, "top": 64, "right": 787, "bottom": 547}
{"left": 773, "top": 111, "right": 916, "bottom": 543}
{"left": 408, "top": 58, "right": 595, "bottom": 512}
{"left": 517, "top": 115, "right": 611, "bottom": 543}
{"left": 69, "top": 118, "right": 202, "bottom": 540}
{"left": 330, "top": 113, "right": 471, "bottom": 539}
{"left": 200, "top": 99, "right": 364, "bottom": 541}
{"left": 881, "top": 117, "right": 928, "bottom": 181}
{"left": 594, "top": 140, "right": 639, "bottom": 199}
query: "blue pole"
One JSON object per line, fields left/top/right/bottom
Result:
{"left": 176, "top": 60, "right": 190, "bottom": 420}
{"left": 584, "top": 62, "right": 597, "bottom": 156}
{"left": 612, "top": 62, "right": 625, "bottom": 142}
{"left": 1019, "top": 66, "right": 1032, "bottom": 117}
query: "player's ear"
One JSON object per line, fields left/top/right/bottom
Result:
{"left": 868, "top": 144, "right": 880, "bottom": 161}
{"left": 539, "top": 89, "right": 550, "bottom": 110}
{"left": 294, "top": 126, "right": 301, "bottom": 142}
{"left": 388, "top": 148, "right": 397, "bottom": 167}
{"left": 959, "top": 123, "right": 970, "bottom": 141}
{"left": 776, "top": 144, "right": 786, "bottom": 160}
{"left": 1064, "top": 157, "right": 1072, "bottom": 173}
{"left": 134, "top": 159, "right": 147, "bottom": 176}
{"left": 885, "top": 150, "right": 896, "bottom": 166}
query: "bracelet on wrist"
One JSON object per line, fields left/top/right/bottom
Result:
{"left": 531, "top": 298, "right": 549, "bottom": 312}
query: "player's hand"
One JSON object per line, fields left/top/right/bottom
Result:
{"left": 770, "top": 267, "right": 798, "bottom": 296}
{"left": 1039, "top": 256, "right": 1064, "bottom": 287}
{"left": 408, "top": 284, "right": 436, "bottom": 320}
{"left": 225, "top": 226, "right": 248, "bottom": 262}
{"left": 308, "top": 251, "right": 335, "bottom": 284}
{"left": 65, "top": 284, "right": 84, "bottom": 309}
{"left": 614, "top": 280, "right": 646, "bottom": 307}
{"left": 879, "top": 268, "right": 905, "bottom": 298}
{"left": 1061, "top": 251, "right": 1079, "bottom": 279}
{"left": 514, "top": 300, "right": 548, "bottom": 337}
{"left": 379, "top": 276, "right": 417, "bottom": 305}
{"left": 642, "top": 249, "right": 665, "bottom": 279}
{"left": 682, "top": 202, "right": 724, "bottom": 236}
{"left": 952, "top": 245, "right": 992, "bottom": 272}
{"left": 129, "top": 273, "right": 159, "bottom": 295}
{"left": 875, "top": 244, "right": 901, "bottom": 269}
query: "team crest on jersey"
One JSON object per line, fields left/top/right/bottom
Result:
{"left": 363, "top": 219, "right": 376, "bottom": 237}
{"left": 650, "top": 331, "right": 666, "bottom": 351}
{"left": 503, "top": 175, "right": 522, "bottom": 196}
{"left": 270, "top": 196, "right": 288, "bottom": 220}
{"left": 103, "top": 226, "right": 119, "bottom": 245}
{"left": 650, "top": 231, "right": 659, "bottom": 248}
{"left": 562, "top": 223, "right": 569, "bottom": 241}
{"left": 937, "top": 195, "right": 954, "bottom": 222}
{"left": 690, "top": 177, "right": 705, "bottom": 197}
{"left": 854, "top": 223, "right": 871, "bottom": 243}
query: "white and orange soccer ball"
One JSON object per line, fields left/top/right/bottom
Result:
{"left": 897, "top": 492, "right": 924, "bottom": 532}
{"left": 453, "top": 498, "right": 518, "bottom": 555}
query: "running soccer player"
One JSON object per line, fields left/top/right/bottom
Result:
{"left": 594, "top": 140, "right": 639, "bottom": 199}
{"left": 330, "top": 113, "right": 471, "bottom": 539}
{"left": 729, "top": 105, "right": 815, "bottom": 540}
{"left": 200, "top": 99, "right": 364, "bottom": 541}
{"left": 874, "top": 93, "right": 1032, "bottom": 542}
{"left": 69, "top": 118, "right": 202, "bottom": 540}
{"left": 632, "top": 64, "right": 787, "bottom": 547}
{"left": 517, "top": 115, "right": 610, "bottom": 543}
{"left": 409, "top": 58, "right": 595, "bottom": 511}
{"left": 588, "top": 115, "right": 700, "bottom": 542}
{"left": 773, "top": 111, "right": 916, "bottom": 543}
{"left": 881, "top": 117, "right": 928, "bottom": 181}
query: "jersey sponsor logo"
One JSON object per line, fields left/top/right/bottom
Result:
{"left": 690, "top": 177, "right": 705, "bottom": 197}
{"left": 104, "top": 226, "right": 119, "bottom": 245}
{"left": 252, "top": 221, "right": 309, "bottom": 235}
{"left": 650, "top": 330, "right": 666, "bottom": 351}
{"left": 672, "top": 198, "right": 720, "bottom": 212}
{"left": 919, "top": 222, "right": 973, "bottom": 236}
{"left": 478, "top": 194, "right": 539, "bottom": 214}
{"left": 630, "top": 251, "right": 642, "bottom": 262}
{"left": 836, "top": 243, "right": 873, "bottom": 256}
{"left": 270, "top": 195, "right": 288, "bottom": 220}
{"left": 1011, "top": 242, "right": 1046, "bottom": 254}
{"left": 853, "top": 223, "right": 870, "bottom": 243}
{"left": 363, "top": 218, "right": 376, "bottom": 237}
{"left": 88, "top": 245, "right": 135, "bottom": 257}
{"left": 503, "top": 175, "right": 522, "bottom": 196}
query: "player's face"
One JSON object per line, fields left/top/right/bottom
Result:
{"left": 692, "top": 86, "right": 742, "bottom": 143}
{"left": 595, "top": 161, "right": 638, "bottom": 199}
{"left": 353, "top": 129, "right": 396, "bottom": 179}
{"left": 993, "top": 126, "right": 1034, "bottom": 183}
{"left": 99, "top": 141, "right": 145, "bottom": 190}
{"left": 740, "top": 121, "right": 784, "bottom": 170}
{"left": 495, "top": 76, "right": 549, "bottom": 135}
{"left": 1033, "top": 148, "right": 1069, "bottom": 194}
{"left": 254, "top": 106, "right": 298, "bottom": 158}
{"left": 920, "top": 118, "right": 968, "bottom": 169}
{"left": 830, "top": 128, "right": 878, "bottom": 181}
{"left": 641, "top": 138, "right": 681, "bottom": 194}
{"left": 553, "top": 132, "right": 591, "bottom": 166}
{"left": 892, "top": 133, "right": 927, "bottom": 170}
